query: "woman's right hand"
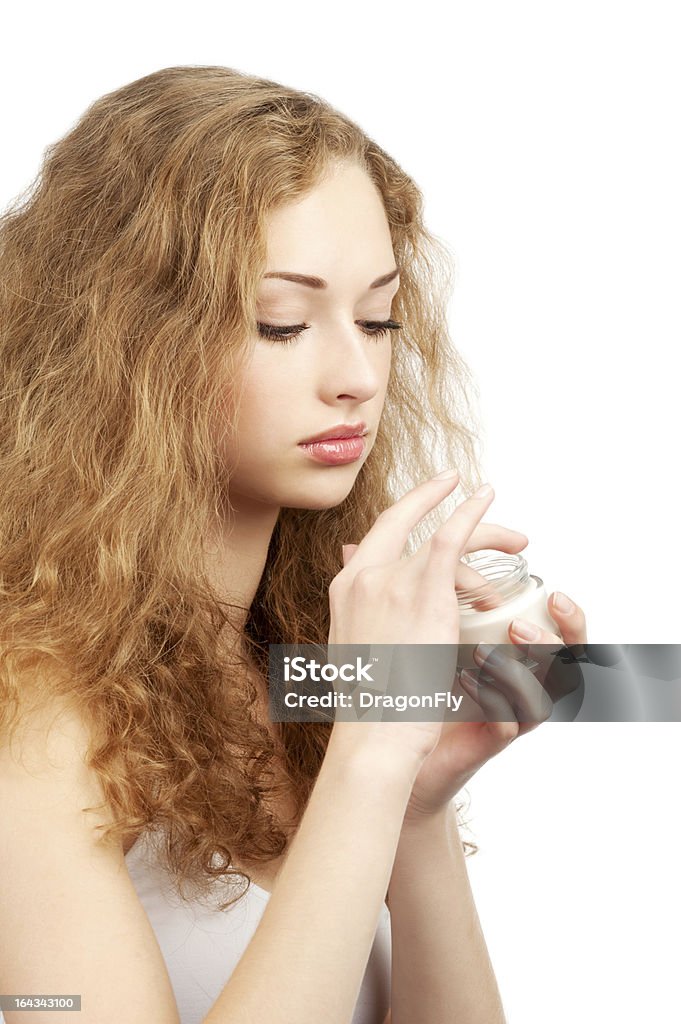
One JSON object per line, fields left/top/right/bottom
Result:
{"left": 326, "top": 470, "right": 496, "bottom": 769}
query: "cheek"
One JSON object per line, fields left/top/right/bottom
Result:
{"left": 378, "top": 343, "right": 392, "bottom": 390}
{"left": 234, "top": 353, "right": 294, "bottom": 434}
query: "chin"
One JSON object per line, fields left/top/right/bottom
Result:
{"left": 285, "top": 478, "right": 357, "bottom": 509}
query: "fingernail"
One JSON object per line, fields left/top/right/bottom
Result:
{"left": 553, "top": 592, "right": 574, "bottom": 614}
{"left": 511, "top": 617, "right": 540, "bottom": 641}
{"left": 434, "top": 468, "right": 458, "bottom": 479}
{"left": 472, "top": 483, "right": 493, "bottom": 498}
{"left": 473, "top": 642, "right": 496, "bottom": 664}
{"left": 459, "top": 669, "right": 477, "bottom": 688}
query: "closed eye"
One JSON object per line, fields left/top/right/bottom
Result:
{"left": 256, "top": 319, "right": 402, "bottom": 345}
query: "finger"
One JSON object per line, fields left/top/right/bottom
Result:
{"left": 459, "top": 669, "right": 522, "bottom": 743}
{"left": 507, "top": 619, "right": 564, "bottom": 650}
{"left": 418, "top": 484, "right": 497, "bottom": 583}
{"left": 461, "top": 522, "right": 529, "bottom": 558}
{"left": 546, "top": 592, "right": 588, "bottom": 647}
{"left": 453, "top": 526, "right": 529, "bottom": 611}
{"left": 338, "top": 470, "right": 463, "bottom": 575}
{"left": 406, "top": 525, "right": 527, "bottom": 605}
{"left": 508, "top": 608, "right": 585, "bottom": 674}
{"left": 469, "top": 645, "right": 554, "bottom": 725}
{"left": 488, "top": 620, "right": 582, "bottom": 706}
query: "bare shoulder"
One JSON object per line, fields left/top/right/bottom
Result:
{"left": 1, "top": 658, "right": 104, "bottom": 802}
{"left": 0, "top": 659, "right": 180, "bottom": 1023}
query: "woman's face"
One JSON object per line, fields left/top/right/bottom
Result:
{"left": 222, "top": 161, "right": 398, "bottom": 513}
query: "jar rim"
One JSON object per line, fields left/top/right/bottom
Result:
{"left": 457, "top": 550, "right": 530, "bottom": 610}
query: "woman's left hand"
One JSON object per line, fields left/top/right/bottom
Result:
{"left": 400, "top": 590, "right": 588, "bottom": 825}
{"left": 341, "top": 532, "right": 588, "bottom": 826}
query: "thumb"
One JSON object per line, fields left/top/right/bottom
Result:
{"left": 342, "top": 544, "right": 360, "bottom": 567}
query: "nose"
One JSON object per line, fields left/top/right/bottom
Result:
{"left": 316, "top": 320, "right": 387, "bottom": 403}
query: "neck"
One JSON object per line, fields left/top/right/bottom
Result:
{"left": 203, "top": 495, "right": 281, "bottom": 661}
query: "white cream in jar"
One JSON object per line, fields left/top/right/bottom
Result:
{"left": 456, "top": 550, "right": 557, "bottom": 670}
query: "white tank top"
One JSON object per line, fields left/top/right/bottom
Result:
{"left": 123, "top": 829, "right": 392, "bottom": 1024}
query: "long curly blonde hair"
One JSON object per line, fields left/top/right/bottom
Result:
{"left": 0, "top": 65, "right": 485, "bottom": 911}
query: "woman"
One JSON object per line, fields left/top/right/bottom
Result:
{"left": 0, "top": 65, "right": 587, "bottom": 1024}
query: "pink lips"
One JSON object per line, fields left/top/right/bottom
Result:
{"left": 298, "top": 435, "right": 367, "bottom": 465}
{"left": 298, "top": 421, "right": 368, "bottom": 465}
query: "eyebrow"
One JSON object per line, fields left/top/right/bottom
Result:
{"left": 261, "top": 267, "right": 401, "bottom": 290}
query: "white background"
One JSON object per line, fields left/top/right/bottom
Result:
{"left": 1, "top": 2, "right": 679, "bottom": 1021}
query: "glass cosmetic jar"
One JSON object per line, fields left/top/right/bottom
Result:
{"left": 456, "top": 550, "right": 558, "bottom": 670}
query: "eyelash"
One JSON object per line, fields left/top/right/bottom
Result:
{"left": 256, "top": 319, "right": 403, "bottom": 345}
